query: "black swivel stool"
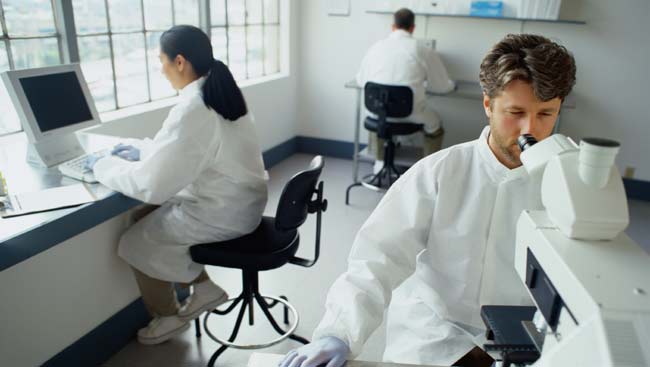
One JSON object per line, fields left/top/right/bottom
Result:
{"left": 346, "top": 82, "right": 423, "bottom": 205}
{"left": 189, "top": 156, "right": 328, "bottom": 367}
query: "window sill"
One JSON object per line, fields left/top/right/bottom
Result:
{"left": 99, "top": 72, "right": 290, "bottom": 124}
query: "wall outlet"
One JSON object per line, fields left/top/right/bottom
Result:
{"left": 624, "top": 166, "right": 636, "bottom": 179}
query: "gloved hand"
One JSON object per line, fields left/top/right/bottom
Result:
{"left": 278, "top": 336, "right": 349, "bottom": 367}
{"left": 111, "top": 143, "right": 141, "bottom": 161}
{"left": 84, "top": 153, "right": 103, "bottom": 171}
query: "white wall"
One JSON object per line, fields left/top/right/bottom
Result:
{"left": 297, "top": 0, "right": 650, "bottom": 180}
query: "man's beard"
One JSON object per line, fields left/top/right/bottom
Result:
{"left": 490, "top": 123, "right": 522, "bottom": 167}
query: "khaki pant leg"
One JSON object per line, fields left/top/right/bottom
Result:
{"left": 178, "top": 269, "right": 211, "bottom": 290}
{"left": 423, "top": 127, "right": 445, "bottom": 157}
{"left": 131, "top": 267, "right": 179, "bottom": 317}
{"left": 369, "top": 132, "right": 385, "bottom": 161}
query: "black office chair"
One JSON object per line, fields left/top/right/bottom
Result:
{"left": 189, "top": 156, "right": 328, "bottom": 367}
{"left": 346, "top": 82, "right": 424, "bottom": 205}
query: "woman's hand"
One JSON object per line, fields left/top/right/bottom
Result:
{"left": 112, "top": 143, "right": 141, "bottom": 161}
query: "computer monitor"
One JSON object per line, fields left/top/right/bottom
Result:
{"left": 1, "top": 64, "right": 101, "bottom": 167}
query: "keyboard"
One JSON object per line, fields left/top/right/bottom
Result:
{"left": 58, "top": 150, "right": 107, "bottom": 183}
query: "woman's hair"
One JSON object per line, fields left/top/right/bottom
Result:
{"left": 479, "top": 34, "right": 576, "bottom": 102}
{"left": 160, "top": 25, "right": 247, "bottom": 121}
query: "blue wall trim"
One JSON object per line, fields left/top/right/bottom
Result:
{"left": 263, "top": 137, "right": 298, "bottom": 169}
{"left": 44, "top": 287, "right": 189, "bottom": 367}
{"left": 624, "top": 178, "right": 650, "bottom": 202}
{"left": 297, "top": 136, "right": 366, "bottom": 160}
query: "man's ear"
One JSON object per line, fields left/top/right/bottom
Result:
{"left": 483, "top": 94, "right": 492, "bottom": 118}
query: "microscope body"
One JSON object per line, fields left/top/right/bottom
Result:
{"left": 484, "top": 134, "right": 650, "bottom": 366}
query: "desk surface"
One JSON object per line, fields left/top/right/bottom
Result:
{"left": 0, "top": 133, "right": 140, "bottom": 271}
{"left": 345, "top": 79, "right": 576, "bottom": 109}
{"left": 248, "top": 353, "right": 441, "bottom": 367}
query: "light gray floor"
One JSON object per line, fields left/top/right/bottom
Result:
{"left": 104, "top": 154, "right": 650, "bottom": 367}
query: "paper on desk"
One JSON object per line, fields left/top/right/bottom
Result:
{"left": 248, "top": 352, "right": 284, "bottom": 366}
{"left": 1, "top": 183, "right": 97, "bottom": 218}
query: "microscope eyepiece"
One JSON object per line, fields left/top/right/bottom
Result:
{"left": 517, "top": 134, "right": 538, "bottom": 152}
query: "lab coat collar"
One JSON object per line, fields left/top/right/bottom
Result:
{"left": 477, "top": 126, "right": 527, "bottom": 183}
{"left": 179, "top": 76, "right": 206, "bottom": 98}
{"left": 389, "top": 29, "right": 413, "bottom": 39}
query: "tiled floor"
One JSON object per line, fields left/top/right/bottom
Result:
{"left": 104, "top": 154, "right": 650, "bottom": 367}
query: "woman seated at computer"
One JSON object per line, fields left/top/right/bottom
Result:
{"left": 86, "top": 25, "right": 268, "bottom": 345}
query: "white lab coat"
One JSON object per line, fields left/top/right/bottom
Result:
{"left": 356, "top": 30, "right": 455, "bottom": 134}
{"left": 313, "top": 126, "right": 541, "bottom": 365}
{"left": 93, "top": 78, "right": 268, "bottom": 283}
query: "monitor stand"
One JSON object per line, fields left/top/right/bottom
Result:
{"left": 26, "top": 133, "right": 85, "bottom": 168}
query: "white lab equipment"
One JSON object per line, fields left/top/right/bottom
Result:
{"left": 482, "top": 134, "right": 650, "bottom": 366}
{"left": 1, "top": 64, "right": 101, "bottom": 169}
{"left": 92, "top": 77, "right": 268, "bottom": 283}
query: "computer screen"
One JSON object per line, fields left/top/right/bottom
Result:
{"left": 19, "top": 71, "right": 94, "bottom": 133}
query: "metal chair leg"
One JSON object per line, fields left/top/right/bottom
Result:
{"left": 254, "top": 293, "right": 309, "bottom": 345}
{"left": 194, "top": 318, "right": 202, "bottom": 338}
{"left": 280, "top": 295, "right": 289, "bottom": 325}
{"left": 206, "top": 297, "right": 249, "bottom": 367}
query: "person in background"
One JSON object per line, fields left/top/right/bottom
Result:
{"left": 86, "top": 25, "right": 268, "bottom": 345}
{"left": 356, "top": 8, "right": 456, "bottom": 173}
{"left": 280, "top": 34, "right": 576, "bottom": 367}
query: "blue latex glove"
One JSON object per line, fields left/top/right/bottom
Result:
{"left": 278, "top": 336, "right": 349, "bottom": 367}
{"left": 111, "top": 143, "right": 141, "bottom": 162}
{"left": 84, "top": 153, "right": 103, "bottom": 171}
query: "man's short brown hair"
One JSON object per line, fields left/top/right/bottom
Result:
{"left": 394, "top": 8, "right": 415, "bottom": 30}
{"left": 479, "top": 34, "right": 576, "bottom": 102}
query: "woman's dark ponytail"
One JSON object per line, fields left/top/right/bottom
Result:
{"left": 202, "top": 59, "right": 248, "bottom": 121}
{"left": 160, "top": 25, "right": 248, "bottom": 121}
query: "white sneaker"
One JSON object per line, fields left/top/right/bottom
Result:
{"left": 137, "top": 315, "right": 189, "bottom": 345}
{"left": 373, "top": 160, "right": 384, "bottom": 174}
{"left": 178, "top": 280, "right": 229, "bottom": 321}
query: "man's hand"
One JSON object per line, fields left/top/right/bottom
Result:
{"left": 111, "top": 143, "right": 141, "bottom": 161}
{"left": 279, "top": 336, "right": 349, "bottom": 367}
{"left": 84, "top": 153, "right": 103, "bottom": 171}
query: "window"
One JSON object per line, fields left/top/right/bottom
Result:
{"left": 0, "top": 0, "right": 61, "bottom": 135}
{"left": 0, "top": 0, "right": 283, "bottom": 135}
{"left": 210, "top": 0, "right": 280, "bottom": 81}
{"left": 73, "top": 0, "right": 200, "bottom": 111}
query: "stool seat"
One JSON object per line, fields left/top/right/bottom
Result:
{"left": 190, "top": 216, "right": 299, "bottom": 271}
{"left": 364, "top": 117, "right": 423, "bottom": 136}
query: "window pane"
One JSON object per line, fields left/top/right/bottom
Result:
{"left": 144, "top": 0, "right": 173, "bottom": 30}
{"left": 210, "top": 0, "right": 226, "bottom": 26}
{"left": 108, "top": 0, "right": 143, "bottom": 32}
{"left": 211, "top": 28, "right": 228, "bottom": 64}
{"left": 113, "top": 34, "right": 148, "bottom": 107}
{"left": 227, "top": 0, "right": 246, "bottom": 26}
{"left": 78, "top": 36, "right": 116, "bottom": 112}
{"left": 246, "top": 0, "right": 263, "bottom": 24}
{"left": 264, "top": 25, "right": 279, "bottom": 74}
{"left": 174, "top": 0, "right": 199, "bottom": 26}
{"left": 3, "top": 0, "right": 56, "bottom": 36}
{"left": 0, "top": 44, "right": 20, "bottom": 135}
{"left": 73, "top": 0, "right": 109, "bottom": 34}
{"left": 247, "top": 26, "right": 263, "bottom": 78}
{"left": 227, "top": 26, "right": 246, "bottom": 80}
{"left": 146, "top": 32, "right": 175, "bottom": 100}
{"left": 10, "top": 38, "right": 60, "bottom": 70}
{"left": 263, "top": 0, "right": 279, "bottom": 24}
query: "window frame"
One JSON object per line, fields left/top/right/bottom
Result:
{"left": 0, "top": 0, "right": 283, "bottom": 137}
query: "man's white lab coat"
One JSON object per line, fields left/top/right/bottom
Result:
{"left": 312, "top": 127, "right": 540, "bottom": 365}
{"left": 356, "top": 29, "right": 455, "bottom": 133}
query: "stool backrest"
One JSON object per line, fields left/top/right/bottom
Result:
{"left": 364, "top": 82, "right": 413, "bottom": 119}
{"left": 274, "top": 156, "right": 324, "bottom": 231}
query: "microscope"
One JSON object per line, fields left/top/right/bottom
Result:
{"left": 481, "top": 134, "right": 650, "bottom": 366}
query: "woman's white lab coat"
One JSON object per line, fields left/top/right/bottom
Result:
{"left": 93, "top": 78, "right": 268, "bottom": 283}
{"left": 312, "top": 127, "right": 541, "bottom": 365}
